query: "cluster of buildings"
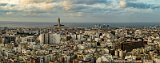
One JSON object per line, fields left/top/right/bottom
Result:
{"left": 0, "top": 19, "right": 160, "bottom": 63}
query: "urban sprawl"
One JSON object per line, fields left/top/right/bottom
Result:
{"left": 0, "top": 19, "right": 160, "bottom": 63}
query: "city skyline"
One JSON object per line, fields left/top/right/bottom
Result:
{"left": 0, "top": 0, "right": 160, "bottom": 23}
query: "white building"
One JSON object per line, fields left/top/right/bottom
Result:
{"left": 39, "top": 33, "right": 61, "bottom": 44}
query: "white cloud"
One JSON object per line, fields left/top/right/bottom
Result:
{"left": 119, "top": 0, "right": 127, "bottom": 8}
{"left": 0, "top": 0, "right": 160, "bottom": 16}
{"left": 0, "top": 0, "right": 19, "bottom": 4}
{"left": 61, "top": 0, "right": 73, "bottom": 10}
{"left": 0, "top": 0, "right": 73, "bottom": 12}
{"left": 18, "top": 0, "right": 55, "bottom": 11}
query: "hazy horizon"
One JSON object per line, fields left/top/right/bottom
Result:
{"left": 0, "top": 21, "right": 160, "bottom": 28}
{"left": 0, "top": 20, "right": 160, "bottom": 23}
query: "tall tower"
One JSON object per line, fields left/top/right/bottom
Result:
{"left": 54, "top": 17, "right": 64, "bottom": 28}
{"left": 58, "top": 17, "right": 61, "bottom": 28}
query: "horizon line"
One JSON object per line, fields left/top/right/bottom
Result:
{"left": 0, "top": 21, "right": 160, "bottom": 23}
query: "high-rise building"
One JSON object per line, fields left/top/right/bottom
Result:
{"left": 39, "top": 33, "right": 61, "bottom": 44}
{"left": 3, "top": 36, "right": 16, "bottom": 44}
{"left": 39, "top": 33, "right": 50, "bottom": 44}
{"left": 0, "top": 35, "right": 2, "bottom": 44}
{"left": 52, "top": 33, "right": 61, "bottom": 44}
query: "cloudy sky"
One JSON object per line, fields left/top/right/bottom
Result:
{"left": 0, "top": 0, "right": 160, "bottom": 23}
